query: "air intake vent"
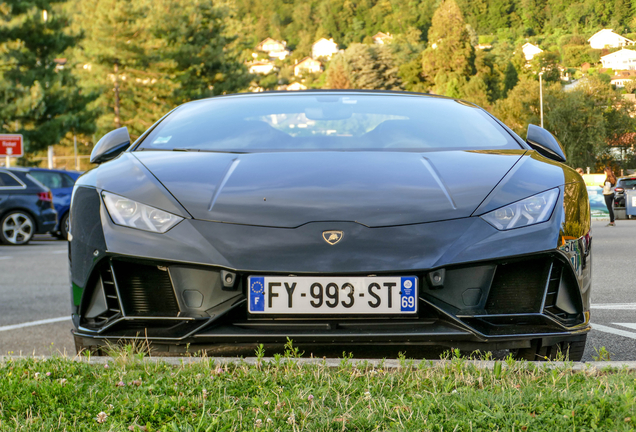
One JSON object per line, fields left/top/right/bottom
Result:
{"left": 543, "top": 263, "right": 563, "bottom": 317}
{"left": 83, "top": 264, "right": 122, "bottom": 327}
{"left": 485, "top": 258, "right": 550, "bottom": 314}
{"left": 543, "top": 261, "right": 584, "bottom": 325}
{"left": 112, "top": 261, "right": 179, "bottom": 317}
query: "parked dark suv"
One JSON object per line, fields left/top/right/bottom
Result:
{"left": 614, "top": 175, "right": 636, "bottom": 219}
{"left": 0, "top": 168, "right": 57, "bottom": 245}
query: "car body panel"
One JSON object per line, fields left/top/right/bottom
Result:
{"left": 0, "top": 169, "right": 57, "bottom": 234}
{"left": 26, "top": 168, "right": 81, "bottom": 230}
{"left": 68, "top": 91, "right": 592, "bottom": 354}
{"left": 613, "top": 176, "right": 636, "bottom": 210}
{"left": 134, "top": 149, "right": 526, "bottom": 228}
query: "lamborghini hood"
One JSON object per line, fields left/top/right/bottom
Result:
{"left": 134, "top": 150, "right": 526, "bottom": 228}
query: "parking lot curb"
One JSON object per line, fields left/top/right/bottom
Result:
{"left": 3, "top": 356, "right": 636, "bottom": 371}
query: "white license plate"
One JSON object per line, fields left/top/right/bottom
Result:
{"left": 248, "top": 276, "right": 417, "bottom": 315}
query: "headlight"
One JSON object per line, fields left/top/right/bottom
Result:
{"left": 481, "top": 188, "right": 559, "bottom": 230}
{"left": 102, "top": 192, "right": 183, "bottom": 233}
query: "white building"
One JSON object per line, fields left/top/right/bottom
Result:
{"left": 522, "top": 43, "right": 543, "bottom": 61}
{"left": 294, "top": 57, "right": 322, "bottom": 76}
{"left": 255, "top": 37, "right": 290, "bottom": 60}
{"left": 372, "top": 32, "right": 392, "bottom": 45}
{"left": 286, "top": 82, "right": 307, "bottom": 91}
{"left": 312, "top": 38, "right": 339, "bottom": 59}
{"left": 249, "top": 60, "right": 275, "bottom": 75}
{"left": 588, "top": 29, "right": 634, "bottom": 49}
{"left": 600, "top": 48, "right": 636, "bottom": 70}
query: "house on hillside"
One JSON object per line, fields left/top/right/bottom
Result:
{"left": 372, "top": 32, "right": 392, "bottom": 44}
{"left": 522, "top": 43, "right": 543, "bottom": 61}
{"left": 611, "top": 70, "right": 636, "bottom": 87}
{"left": 278, "top": 82, "right": 308, "bottom": 91}
{"left": 312, "top": 38, "right": 339, "bottom": 59}
{"left": 600, "top": 48, "right": 636, "bottom": 70}
{"left": 294, "top": 57, "right": 322, "bottom": 76}
{"left": 249, "top": 60, "right": 275, "bottom": 75}
{"left": 588, "top": 29, "right": 634, "bottom": 49}
{"left": 255, "top": 37, "right": 290, "bottom": 60}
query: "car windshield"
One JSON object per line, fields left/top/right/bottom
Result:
{"left": 137, "top": 93, "right": 520, "bottom": 152}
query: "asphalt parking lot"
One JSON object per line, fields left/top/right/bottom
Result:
{"left": 1, "top": 219, "right": 635, "bottom": 360}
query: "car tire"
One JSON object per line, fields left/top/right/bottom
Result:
{"left": 0, "top": 211, "right": 35, "bottom": 245}
{"left": 55, "top": 213, "right": 69, "bottom": 240}
{"left": 514, "top": 334, "right": 587, "bottom": 361}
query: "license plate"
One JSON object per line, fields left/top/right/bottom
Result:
{"left": 248, "top": 276, "right": 417, "bottom": 315}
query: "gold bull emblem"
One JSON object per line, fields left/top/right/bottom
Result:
{"left": 322, "top": 230, "right": 344, "bottom": 245}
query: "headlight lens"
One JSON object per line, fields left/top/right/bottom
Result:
{"left": 481, "top": 188, "right": 559, "bottom": 230}
{"left": 102, "top": 192, "right": 183, "bottom": 233}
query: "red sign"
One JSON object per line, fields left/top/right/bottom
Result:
{"left": 0, "top": 135, "right": 23, "bottom": 157}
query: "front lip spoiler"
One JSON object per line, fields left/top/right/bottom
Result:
{"left": 72, "top": 298, "right": 591, "bottom": 345}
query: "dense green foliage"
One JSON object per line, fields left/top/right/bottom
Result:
{"left": 0, "top": 0, "right": 94, "bottom": 153}
{"left": 3, "top": 0, "right": 636, "bottom": 168}
{"left": 1, "top": 352, "right": 636, "bottom": 431}
{"left": 68, "top": 0, "right": 250, "bottom": 139}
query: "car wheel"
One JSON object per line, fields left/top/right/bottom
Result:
{"left": 55, "top": 213, "right": 69, "bottom": 240}
{"left": 0, "top": 211, "right": 35, "bottom": 245}
{"left": 514, "top": 335, "right": 587, "bottom": 361}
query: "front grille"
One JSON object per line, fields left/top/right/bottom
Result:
{"left": 485, "top": 258, "right": 550, "bottom": 314}
{"left": 112, "top": 260, "right": 179, "bottom": 317}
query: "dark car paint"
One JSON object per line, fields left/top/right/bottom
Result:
{"left": 133, "top": 150, "right": 528, "bottom": 228}
{"left": 26, "top": 168, "right": 81, "bottom": 230}
{"left": 0, "top": 169, "right": 57, "bottom": 233}
{"left": 69, "top": 91, "right": 592, "bottom": 353}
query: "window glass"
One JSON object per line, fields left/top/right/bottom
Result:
{"left": 30, "top": 171, "right": 63, "bottom": 189}
{"left": 138, "top": 94, "right": 519, "bottom": 152}
{"left": 61, "top": 174, "right": 76, "bottom": 188}
{"left": 618, "top": 179, "right": 636, "bottom": 189}
{"left": 0, "top": 172, "right": 21, "bottom": 187}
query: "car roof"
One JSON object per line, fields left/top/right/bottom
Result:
{"left": 188, "top": 89, "right": 478, "bottom": 107}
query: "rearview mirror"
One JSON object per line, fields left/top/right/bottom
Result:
{"left": 526, "top": 124, "right": 566, "bottom": 163}
{"left": 90, "top": 127, "right": 131, "bottom": 164}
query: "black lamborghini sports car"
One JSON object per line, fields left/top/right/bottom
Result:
{"left": 69, "top": 91, "right": 591, "bottom": 360}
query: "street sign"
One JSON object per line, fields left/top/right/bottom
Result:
{"left": 0, "top": 134, "right": 23, "bottom": 157}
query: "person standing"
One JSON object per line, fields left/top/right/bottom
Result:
{"left": 602, "top": 166, "right": 617, "bottom": 226}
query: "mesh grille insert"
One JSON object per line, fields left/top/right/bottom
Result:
{"left": 485, "top": 258, "right": 550, "bottom": 314}
{"left": 112, "top": 261, "right": 179, "bottom": 317}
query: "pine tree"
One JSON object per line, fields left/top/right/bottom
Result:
{"left": 0, "top": 0, "right": 95, "bottom": 155}
{"left": 421, "top": 0, "right": 475, "bottom": 94}
{"left": 324, "top": 43, "right": 402, "bottom": 90}
{"left": 71, "top": 0, "right": 249, "bottom": 139}
{"left": 325, "top": 55, "right": 351, "bottom": 89}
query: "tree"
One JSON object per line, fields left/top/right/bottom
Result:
{"left": 0, "top": 0, "right": 95, "bottom": 155}
{"left": 325, "top": 55, "right": 350, "bottom": 89}
{"left": 494, "top": 76, "right": 635, "bottom": 168}
{"left": 421, "top": 0, "right": 475, "bottom": 94}
{"left": 324, "top": 43, "right": 401, "bottom": 90}
{"left": 71, "top": 0, "right": 249, "bottom": 139}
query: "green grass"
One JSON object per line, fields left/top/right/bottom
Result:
{"left": 1, "top": 347, "right": 635, "bottom": 431}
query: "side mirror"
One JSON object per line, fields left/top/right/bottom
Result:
{"left": 90, "top": 127, "right": 131, "bottom": 164}
{"left": 526, "top": 124, "right": 566, "bottom": 163}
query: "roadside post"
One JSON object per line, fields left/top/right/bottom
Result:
{"left": 0, "top": 134, "right": 23, "bottom": 168}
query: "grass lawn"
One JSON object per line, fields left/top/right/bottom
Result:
{"left": 1, "top": 346, "right": 635, "bottom": 431}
